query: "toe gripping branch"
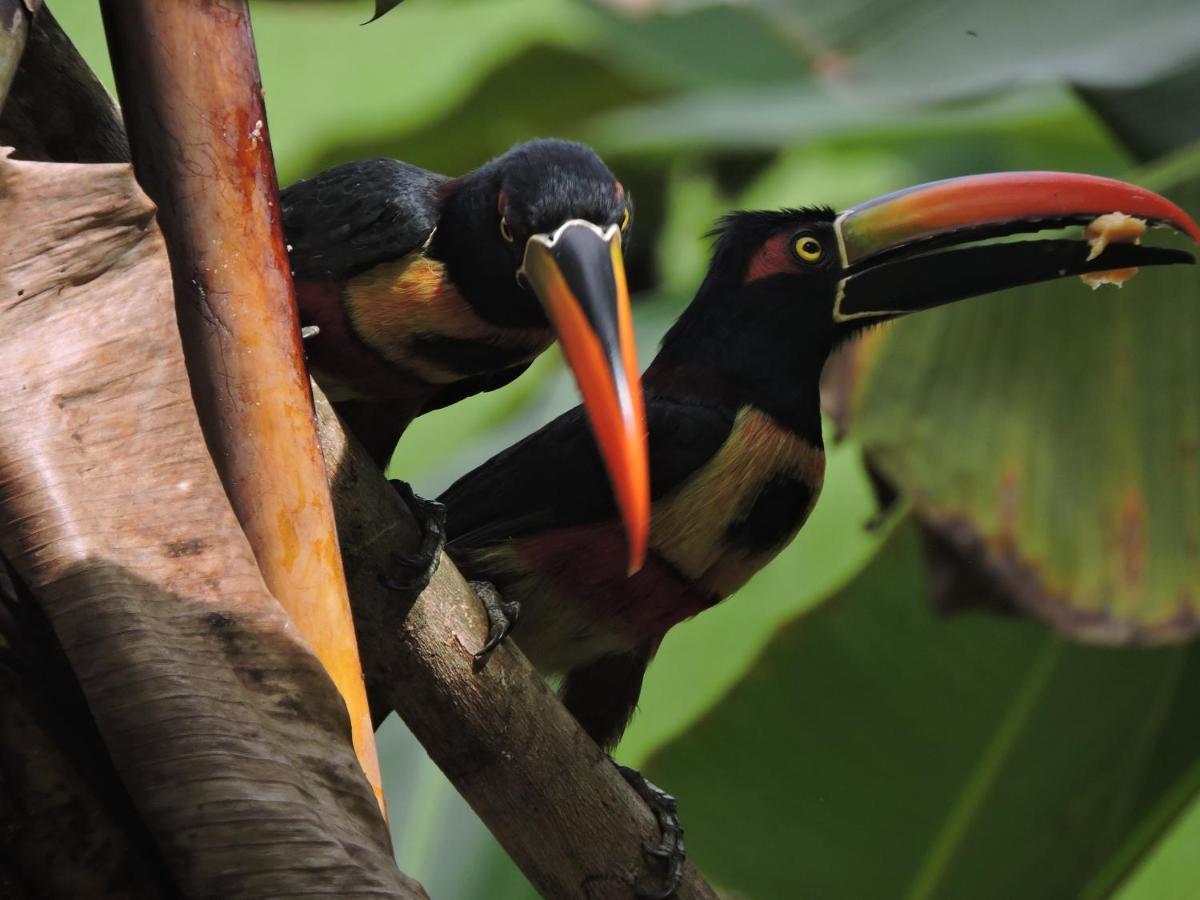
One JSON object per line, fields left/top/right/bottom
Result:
{"left": 381, "top": 480, "right": 446, "bottom": 600}
{"left": 616, "top": 762, "right": 686, "bottom": 899}
{"left": 470, "top": 580, "right": 520, "bottom": 666}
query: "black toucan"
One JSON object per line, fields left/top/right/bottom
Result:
{"left": 281, "top": 139, "right": 649, "bottom": 570}
{"left": 439, "top": 172, "right": 1200, "bottom": 896}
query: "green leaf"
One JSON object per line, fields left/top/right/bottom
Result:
{"left": 588, "top": 85, "right": 1088, "bottom": 154}
{"left": 587, "top": 0, "right": 1200, "bottom": 153}
{"left": 645, "top": 523, "right": 1200, "bottom": 899}
{"left": 845, "top": 178, "right": 1200, "bottom": 640}
{"left": 254, "top": 0, "right": 600, "bottom": 182}
{"left": 1078, "top": 59, "right": 1200, "bottom": 162}
{"left": 1112, "top": 781, "right": 1200, "bottom": 900}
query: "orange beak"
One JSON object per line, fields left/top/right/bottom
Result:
{"left": 520, "top": 220, "right": 649, "bottom": 573}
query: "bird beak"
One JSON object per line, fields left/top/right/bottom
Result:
{"left": 831, "top": 172, "right": 1200, "bottom": 322}
{"left": 519, "top": 219, "right": 649, "bottom": 573}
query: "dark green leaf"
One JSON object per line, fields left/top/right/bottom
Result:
{"left": 647, "top": 523, "right": 1200, "bottom": 899}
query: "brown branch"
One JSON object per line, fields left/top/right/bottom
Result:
{"left": 0, "top": 151, "right": 421, "bottom": 897}
{"left": 8, "top": 7, "right": 722, "bottom": 896}
{"left": 317, "top": 394, "right": 720, "bottom": 900}
{"left": 98, "top": 0, "right": 384, "bottom": 806}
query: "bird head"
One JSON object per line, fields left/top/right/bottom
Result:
{"left": 435, "top": 139, "right": 646, "bottom": 572}
{"left": 652, "top": 173, "right": 1200, "bottom": 435}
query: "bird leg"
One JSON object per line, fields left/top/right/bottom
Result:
{"left": 468, "top": 580, "right": 520, "bottom": 662}
{"left": 380, "top": 479, "right": 445, "bottom": 599}
{"left": 615, "top": 762, "right": 686, "bottom": 900}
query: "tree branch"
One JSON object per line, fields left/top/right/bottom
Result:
{"left": 98, "top": 0, "right": 384, "bottom": 806}
{"left": 316, "top": 394, "right": 719, "bottom": 899}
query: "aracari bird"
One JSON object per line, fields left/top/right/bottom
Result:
{"left": 439, "top": 173, "right": 1200, "bottom": 897}
{"left": 281, "top": 139, "right": 649, "bottom": 572}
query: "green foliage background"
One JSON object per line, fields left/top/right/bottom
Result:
{"left": 54, "top": 1, "right": 1200, "bottom": 896}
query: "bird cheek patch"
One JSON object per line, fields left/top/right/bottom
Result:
{"left": 745, "top": 232, "right": 796, "bottom": 284}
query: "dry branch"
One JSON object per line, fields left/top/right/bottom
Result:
{"left": 98, "top": 0, "right": 383, "bottom": 803}
{"left": 0, "top": 151, "right": 421, "bottom": 897}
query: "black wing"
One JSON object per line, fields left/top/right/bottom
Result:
{"left": 442, "top": 394, "right": 736, "bottom": 550}
{"left": 280, "top": 158, "right": 448, "bottom": 282}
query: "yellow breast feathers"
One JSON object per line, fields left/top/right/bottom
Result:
{"left": 651, "top": 407, "right": 825, "bottom": 595}
{"left": 344, "top": 253, "right": 552, "bottom": 384}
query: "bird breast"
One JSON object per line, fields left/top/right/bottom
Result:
{"left": 651, "top": 406, "right": 825, "bottom": 600}
{"left": 344, "top": 252, "right": 553, "bottom": 386}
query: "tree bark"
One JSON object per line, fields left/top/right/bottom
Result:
{"left": 99, "top": 0, "right": 384, "bottom": 807}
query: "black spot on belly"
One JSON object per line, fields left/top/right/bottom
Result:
{"left": 725, "top": 475, "right": 815, "bottom": 554}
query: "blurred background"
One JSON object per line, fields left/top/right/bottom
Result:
{"left": 56, "top": 1, "right": 1200, "bottom": 896}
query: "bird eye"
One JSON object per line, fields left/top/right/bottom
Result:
{"left": 500, "top": 217, "right": 514, "bottom": 243}
{"left": 793, "top": 235, "right": 823, "bottom": 263}
{"left": 620, "top": 207, "right": 631, "bottom": 232}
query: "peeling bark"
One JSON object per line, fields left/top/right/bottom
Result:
{"left": 0, "top": 152, "right": 421, "bottom": 898}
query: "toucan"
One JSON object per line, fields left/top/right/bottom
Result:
{"left": 438, "top": 172, "right": 1200, "bottom": 897}
{"left": 280, "top": 139, "right": 649, "bottom": 572}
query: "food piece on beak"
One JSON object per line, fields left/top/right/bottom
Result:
{"left": 520, "top": 219, "right": 649, "bottom": 573}
{"left": 1086, "top": 212, "right": 1147, "bottom": 261}
{"left": 1081, "top": 268, "right": 1140, "bottom": 289}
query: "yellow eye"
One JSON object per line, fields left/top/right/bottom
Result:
{"left": 794, "top": 235, "right": 823, "bottom": 263}
{"left": 500, "top": 217, "right": 514, "bottom": 243}
{"left": 620, "top": 207, "right": 631, "bottom": 232}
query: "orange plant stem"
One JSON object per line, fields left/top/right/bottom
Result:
{"left": 100, "top": 0, "right": 384, "bottom": 811}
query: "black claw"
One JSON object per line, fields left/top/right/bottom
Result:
{"left": 379, "top": 480, "right": 446, "bottom": 598}
{"left": 615, "top": 762, "right": 686, "bottom": 899}
{"left": 471, "top": 580, "right": 520, "bottom": 663}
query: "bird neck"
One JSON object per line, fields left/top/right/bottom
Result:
{"left": 428, "top": 171, "right": 546, "bottom": 329}
{"left": 644, "top": 271, "right": 828, "bottom": 447}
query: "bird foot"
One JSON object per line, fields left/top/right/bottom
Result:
{"left": 379, "top": 480, "right": 446, "bottom": 599}
{"left": 614, "top": 762, "right": 686, "bottom": 899}
{"left": 470, "top": 580, "right": 520, "bottom": 663}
